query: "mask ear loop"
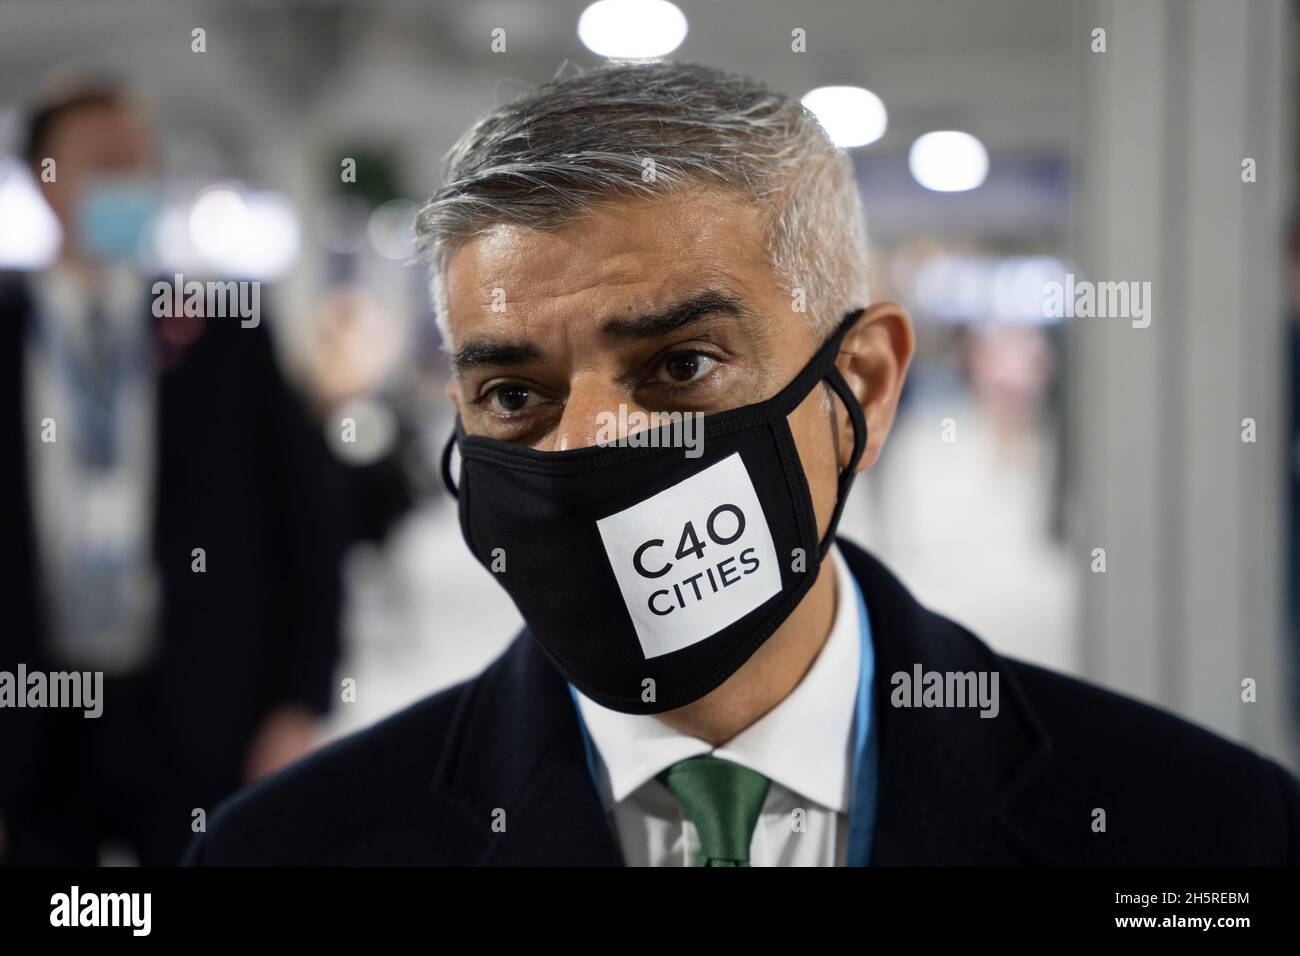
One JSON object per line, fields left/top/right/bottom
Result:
{"left": 816, "top": 357, "right": 868, "bottom": 560}
{"left": 441, "top": 426, "right": 460, "bottom": 500}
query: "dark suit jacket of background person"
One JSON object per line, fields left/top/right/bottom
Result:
{"left": 0, "top": 271, "right": 349, "bottom": 863}
{"left": 184, "top": 538, "right": 1300, "bottom": 865}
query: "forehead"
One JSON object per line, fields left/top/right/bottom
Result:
{"left": 47, "top": 102, "right": 152, "bottom": 162}
{"left": 443, "top": 188, "right": 780, "bottom": 338}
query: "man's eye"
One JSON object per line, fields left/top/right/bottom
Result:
{"left": 657, "top": 352, "right": 717, "bottom": 384}
{"left": 483, "top": 385, "right": 536, "bottom": 413}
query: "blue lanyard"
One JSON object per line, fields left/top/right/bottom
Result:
{"left": 568, "top": 567, "right": 879, "bottom": 866}
{"left": 27, "top": 283, "right": 151, "bottom": 389}
{"left": 26, "top": 282, "right": 151, "bottom": 468}
{"left": 846, "top": 570, "right": 878, "bottom": 866}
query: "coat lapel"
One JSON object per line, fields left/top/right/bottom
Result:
{"left": 838, "top": 539, "right": 1062, "bottom": 864}
{"left": 427, "top": 634, "right": 624, "bottom": 865}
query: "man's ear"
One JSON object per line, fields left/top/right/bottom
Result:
{"left": 835, "top": 301, "right": 914, "bottom": 473}
{"left": 445, "top": 378, "right": 461, "bottom": 414}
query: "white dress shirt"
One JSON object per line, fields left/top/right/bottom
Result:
{"left": 572, "top": 544, "right": 862, "bottom": 866}
{"left": 24, "top": 264, "right": 160, "bottom": 674}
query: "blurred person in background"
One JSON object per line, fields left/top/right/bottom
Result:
{"left": 0, "top": 79, "right": 346, "bottom": 864}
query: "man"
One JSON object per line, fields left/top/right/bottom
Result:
{"left": 185, "top": 61, "right": 1298, "bottom": 866}
{"left": 0, "top": 81, "right": 345, "bottom": 864}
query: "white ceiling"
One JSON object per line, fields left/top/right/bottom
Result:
{"left": 0, "top": 0, "right": 1079, "bottom": 244}
{"left": 0, "top": 0, "right": 1075, "bottom": 149}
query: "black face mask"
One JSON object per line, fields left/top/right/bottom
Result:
{"left": 442, "top": 308, "right": 868, "bottom": 714}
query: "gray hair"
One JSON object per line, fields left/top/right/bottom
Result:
{"left": 414, "top": 61, "right": 870, "bottom": 348}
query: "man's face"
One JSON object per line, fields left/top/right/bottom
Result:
{"left": 37, "top": 102, "right": 155, "bottom": 245}
{"left": 444, "top": 188, "right": 890, "bottom": 540}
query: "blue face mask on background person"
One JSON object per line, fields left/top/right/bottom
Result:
{"left": 75, "top": 178, "right": 162, "bottom": 262}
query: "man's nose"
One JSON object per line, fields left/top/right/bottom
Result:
{"left": 545, "top": 376, "right": 646, "bottom": 452}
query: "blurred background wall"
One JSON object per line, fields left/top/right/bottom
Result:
{"left": 0, "top": 0, "right": 1294, "bottom": 771}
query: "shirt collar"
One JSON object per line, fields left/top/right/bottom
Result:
{"left": 32, "top": 262, "right": 143, "bottom": 339}
{"left": 571, "top": 543, "right": 863, "bottom": 813}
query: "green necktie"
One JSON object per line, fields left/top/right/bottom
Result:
{"left": 657, "top": 756, "right": 771, "bottom": 867}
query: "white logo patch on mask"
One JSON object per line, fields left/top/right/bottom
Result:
{"left": 597, "top": 452, "right": 781, "bottom": 659}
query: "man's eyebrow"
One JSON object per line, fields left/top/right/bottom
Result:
{"left": 600, "top": 290, "right": 750, "bottom": 339}
{"left": 452, "top": 340, "right": 543, "bottom": 371}
{"left": 450, "top": 290, "right": 747, "bottom": 369}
